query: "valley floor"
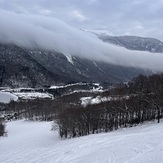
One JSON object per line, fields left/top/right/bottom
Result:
{"left": 1, "top": 120, "right": 163, "bottom": 163}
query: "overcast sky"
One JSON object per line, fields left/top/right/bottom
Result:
{"left": 0, "top": 0, "right": 163, "bottom": 71}
{"left": 0, "top": 0, "right": 163, "bottom": 40}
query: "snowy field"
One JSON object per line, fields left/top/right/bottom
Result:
{"left": 13, "top": 92, "right": 53, "bottom": 100}
{"left": 0, "top": 90, "right": 53, "bottom": 103}
{"left": 1, "top": 120, "right": 163, "bottom": 163}
{"left": 0, "top": 91, "right": 18, "bottom": 103}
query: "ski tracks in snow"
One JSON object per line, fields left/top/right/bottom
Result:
{"left": 1, "top": 120, "right": 163, "bottom": 163}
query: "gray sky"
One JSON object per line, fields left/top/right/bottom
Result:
{"left": 0, "top": 0, "right": 163, "bottom": 71}
{"left": 0, "top": 0, "right": 163, "bottom": 40}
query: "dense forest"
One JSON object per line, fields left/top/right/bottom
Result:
{"left": 0, "top": 73, "right": 163, "bottom": 138}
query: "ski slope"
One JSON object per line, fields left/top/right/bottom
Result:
{"left": 1, "top": 120, "right": 163, "bottom": 163}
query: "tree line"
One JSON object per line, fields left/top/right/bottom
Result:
{"left": 56, "top": 74, "right": 163, "bottom": 138}
{"left": 1, "top": 73, "right": 163, "bottom": 138}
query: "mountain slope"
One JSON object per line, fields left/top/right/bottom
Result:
{"left": 0, "top": 44, "right": 59, "bottom": 87}
{"left": 0, "top": 43, "right": 150, "bottom": 88}
{"left": 98, "top": 35, "right": 163, "bottom": 53}
{"left": 26, "top": 49, "right": 150, "bottom": 83}
{"left": 85, "top": 29, "right": 163, "bottom": 53}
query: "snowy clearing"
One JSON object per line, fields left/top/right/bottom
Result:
{"left": 1, "top": 120, "right": 163, "bottom": 163}
{"left": 13, "top": 92, "right": 53, "bottom": 100}
{"left": 0, "top": 91, "right": 18, "bottom": 103}
{"left": 50, "top": 83, "right": 88, "bottom": 89}
{"left": 0, "top": 89, "right": 53, "bottom": 101}
{"left": 80, "top": 95, "right": 130, "bottom": 107}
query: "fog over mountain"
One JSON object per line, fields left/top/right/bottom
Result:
{"left": 0, "top": 9, "right": 163, "bottom": 71}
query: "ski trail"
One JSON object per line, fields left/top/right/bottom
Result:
{"left": 1, "top": 120, "right": 163, "bottom": 163}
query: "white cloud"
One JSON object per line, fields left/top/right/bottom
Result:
{"left": 0, "top": 0, "right": 163, "bottom": 40}
{"left": 0, "top": 9, "right": 163, "bottom": 72}
{"left": 70, "top": 10, "right": 88, "bottom": 22}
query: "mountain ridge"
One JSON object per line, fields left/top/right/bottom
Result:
{"left": 86, "top": 29, "right": 163, "bottom": 53}
{"left": 0, "top": 42, "right": 150, "bottom": 88}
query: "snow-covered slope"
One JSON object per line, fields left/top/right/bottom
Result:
{"left": 85, "top": 29, "right": 163, "bottom": 53}
{"left": 99, "top": 35, "right": 163, "bottom": 53}
{"left": 1, "top": 120, "right": 163, "bottom": 163}
{"left": 0, "top": 91, "right": 18, "bottom": 103}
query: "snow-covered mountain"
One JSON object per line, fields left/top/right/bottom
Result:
{"left": 0, "top": 43, "right": 150, "bottom": 88}
{"left": 87, "top": 29, "right": 163, "bottom": 53}
{"left": 100, "top": 35, "right": 163, "bottom": 53}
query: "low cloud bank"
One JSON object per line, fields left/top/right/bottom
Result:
{"left": 0, "top": 9, "right": 163, "bottom": 71}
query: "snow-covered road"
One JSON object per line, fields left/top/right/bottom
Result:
{"left": 1, "top": 120, "right": 163, "bottom": 163}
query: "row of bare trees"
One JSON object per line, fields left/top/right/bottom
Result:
{"left": 56, "top": 74, "right": 163, "bottom": 138}
{"left": 56, "top": 95, "right": 163, "bottom": 138}
{"left": 1, "top": 73, "right": 163, "bottom": 138}
{"left": 1, "top": 98, "right": 57, "bottom": 121}
{"left": 0, "top": 91, "right": 92, "bottom": 121}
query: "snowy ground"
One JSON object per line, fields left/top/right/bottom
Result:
{"left": 0, "top": 90, "right": 53, "bottom": 102}
{"left": 1, "top": 120, "right": 163, "bottom": 163}
{"left": 80, "top": 95, "right": 129, "bottom": 107}
{"left": 13, "top": 92, "right": 53, "bottom": 100}
{"left": 0, "top": 91, "right": 18, "bottom": 103}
